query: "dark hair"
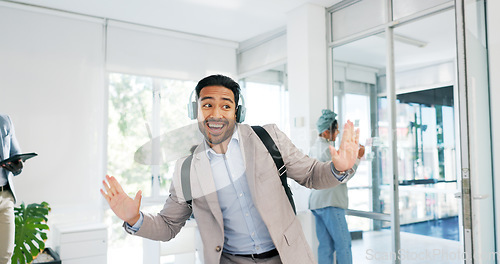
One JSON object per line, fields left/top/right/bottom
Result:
{"left": 195, "top": 75, "right": 240, "bottom": 105}
{"left": 330, "top": 120, "right": 338, "bottom": 132}
{"left": 319, "top": 120, "right": 338, "bottom": 136}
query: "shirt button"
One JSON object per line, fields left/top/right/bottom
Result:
{"left": 239, "top": 193, "right": 243, "bottom": 197}
{"left": 215, "top": 246, "right": 222, "bottom": 252}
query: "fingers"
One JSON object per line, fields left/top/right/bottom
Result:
{"left": 100, "top": 189, "right": 111, "bottom": 202}
{"left": 102, "top": 178, "right": 113, "bottom": 196}
{"left": 134, "top": 190, "right": 142, "bottom": 205}
{"left": 107, "top": 175, "right": 125, "bottom": 195}
{"left": 343, "top": 120, "right": 352, "bottom": 139}
{"left": 101, "top": 175, "right": 122, "bottom": 198}
{"left": 329, "top": 145, "right": 338, "bottom": 158}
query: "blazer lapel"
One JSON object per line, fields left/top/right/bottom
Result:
{"left": 192, "top": 148, "right": 224, "bottom": 230}
{"left": 239, "top": 125, "right": 257, "bottom": 196}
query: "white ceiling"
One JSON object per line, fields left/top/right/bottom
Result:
{"left": 9, "top": 0, "right": 342, "bottom": 42}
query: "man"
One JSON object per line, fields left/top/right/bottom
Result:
{"left": 0, "top": 115, "right": 23, "bottom": 264}
{"left": 101, "top": 75, "right": 360, "bottom": 264}
{"left": 309, "top": 109, "right": 365, "bottom": 264}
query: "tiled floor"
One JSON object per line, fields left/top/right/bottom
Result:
{"left": 352, "top": 230, "right": 462, "bottom": 264}
{"left": 398, "top": 217, "right": 459, "bottom": 241}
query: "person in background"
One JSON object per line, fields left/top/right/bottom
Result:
{"left": 0, "top": 115, "right": 23, "bottom": 264}
{"left": 101, "top": 75, "right": 361, "bottom": 264}
{"left": 309, "top": 109, "right": 365, "bottom": 264}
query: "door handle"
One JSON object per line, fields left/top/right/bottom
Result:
{"left": 473, "top": 194, "right": 489, "bottom": 200}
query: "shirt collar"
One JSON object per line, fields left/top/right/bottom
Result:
{"left": 204, "top": 125, "right": 239, "bottom": 159}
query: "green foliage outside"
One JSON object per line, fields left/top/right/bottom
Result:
{"left": 12, "top": 202, "right": 50, "bottom": 264}
{"left": 106, "top": 73, "right": 195, "bottom": 251}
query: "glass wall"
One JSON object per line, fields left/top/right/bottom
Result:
{"left": 329, "top": 0, "right": 463, "bottom": 263}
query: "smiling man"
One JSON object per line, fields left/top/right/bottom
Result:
{"left": 196, "top": 77, "right": 239, "bottom": 153}
{"left": 101, "top": 75, "right": 360, "bottom": 264}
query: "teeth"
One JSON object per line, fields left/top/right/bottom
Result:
{"left": 208, "top": 123, "right": 223, "bottom": 128}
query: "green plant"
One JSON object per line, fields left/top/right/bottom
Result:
{"left": 11, "top": 202, "right": 51, "bottom": 264}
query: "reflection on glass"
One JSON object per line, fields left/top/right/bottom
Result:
{"left": 108, "top": 73, "right": 153, "bottom": 196}
{"left": 390, "top": 8, "right": 462, "bottom": 263}
{"left": 107, "top": 74, "right": 198, "bottom": 264}
{"left": 332, "top": 32, "right": 388, "bottom": 234}
{"left": 108, "top": 74, "right": 197, "bottom": 197}
{"left": 159, "top": 79, "right": 197, "bottom": 195}
{"left": 332, "top": 7, "right": 462, "bottom": 261}
{"left": 393, "top": 9, "right": 460, "bottom": 245}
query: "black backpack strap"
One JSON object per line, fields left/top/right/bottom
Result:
{"left": 181, "top": 154, "right": 194, "bottom": 207}
{"left": 251, "top": 126, "right": 296, "bottom": 214}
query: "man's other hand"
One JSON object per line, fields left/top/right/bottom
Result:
{"left": 329, "top": 120, "right": 360, "bottom": 172}
{"left": 100, "top": 175, "right": 142, "bottom": 226}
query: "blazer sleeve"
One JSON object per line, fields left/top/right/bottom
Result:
{"left": 263, "top": 124, "right": 342, "bottom": 190}
{"left": 131, "top": 158, "right": 193, "bottom": 241}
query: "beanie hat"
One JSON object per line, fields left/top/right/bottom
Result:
{"left": 316, "top": 109, "right": 337, "bottom": 134}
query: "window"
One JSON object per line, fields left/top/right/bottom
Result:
{"left": 107, "top": 73, "right": 196, "bottom": 198}
{"left": 239, "top": 69, "right": 290, "bottom": 136}
{"left": 106, "top": 73, "right": 197, "bottom": 264}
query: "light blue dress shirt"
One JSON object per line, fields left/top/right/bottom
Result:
{"left": 204, "top": 127, "right": 274, "bottom": 254}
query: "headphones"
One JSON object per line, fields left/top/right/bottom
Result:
{"left": 187, "top": 89, "right": 246, "bottom": 123}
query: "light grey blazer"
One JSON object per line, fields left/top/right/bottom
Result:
{"left": 0, "top": 114, "right": 22, "bottom": 203}
{"left": 132, "top": 124, "right": 342, "bottom": 263}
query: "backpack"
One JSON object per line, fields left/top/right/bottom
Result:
{"left": 180, "top": 125, "right": 296, "bottom": 214}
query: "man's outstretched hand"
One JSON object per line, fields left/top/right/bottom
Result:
{"left": 101, "top": 175, "right": 142, "bottom": 226}
{"left": 329, "top": 120, "right": 360, "bottom": 172}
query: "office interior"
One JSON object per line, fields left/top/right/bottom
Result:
{"left": 1, "top": 0, "right": 500, "bottom": 263}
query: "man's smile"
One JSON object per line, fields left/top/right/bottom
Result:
{"left": 205, "top": 120, "right": 227, "bottom": 135}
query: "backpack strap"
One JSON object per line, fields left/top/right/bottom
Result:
{"left": 181, "top": 154, "right": 194, "bottom": 207}
{"left": 251, "top": 126, "right": 296, "bottom": 215}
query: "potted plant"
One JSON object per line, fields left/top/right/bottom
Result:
{"left": 11, "top": 201, "right": 60, "bottom": 264}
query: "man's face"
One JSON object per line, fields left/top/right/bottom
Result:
{"left": 197, "top": 85, "right": 237, "bottom": 147}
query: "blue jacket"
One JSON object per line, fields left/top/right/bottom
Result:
{"left": 0, "top": 114, "right": 22, "bottom": 203}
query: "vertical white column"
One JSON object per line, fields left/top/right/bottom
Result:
{"left": 286, "top": 4, "right": 328, "bottom": 260}
{"left": 286, "top": 3, "right": 328, "bottom": 153}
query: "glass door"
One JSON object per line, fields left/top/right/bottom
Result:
{"left": 392, "top": 9, "right": 462, "bottom": 263}
{"left": 328, "top": 1, "right": 467, "bottom": 263}
{"left": 332, "top": 32, "right": 395, "bottom": 263}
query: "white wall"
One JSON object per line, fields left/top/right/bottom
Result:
{"left": 237, "top": 29, "right": 287, "bottom": 78}
{"left": 0, "top": 0, "right": 237, "bottom": 243}
{"left": 107, "top": 21, "right": 238, "bottom": 81}
{"left": 286, "top": 3, "right": 329, "bottom": 153}
{"left": 0, "top": 3, "right": 106, "bottom": 226}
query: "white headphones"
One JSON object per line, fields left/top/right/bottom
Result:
{"left": 187, "top": 89, "right": 246, "bottom": 123}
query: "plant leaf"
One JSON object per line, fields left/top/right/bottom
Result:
{"left": 11, "top": 201, "right": 51, "bottom": 264}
